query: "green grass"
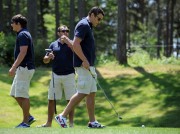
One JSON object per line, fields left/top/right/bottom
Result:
{"left": 0, "top": 127, "right": 180, "bottom": 134}
{"left": 0, "top": 63, "right": 180, "bottom": 133}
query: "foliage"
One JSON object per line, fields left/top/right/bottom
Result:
{"left": 128, "top": 48, "right": 151, "bottom": 66}
{"left": 130, "top": 22, "right": 157, "bottom": 57}
{"left": 43, "top": 14, "right": 56, "bottom": 43}
{"left": 34, "top": 38, "right": 49, "bottom": 66}
{"left": 128, "top": 48, "right": 180, "bottom": 66}
{"left": 0, "top": 32, "right": 15, "bottom": 66}
{"left": 0, "top": 0, "right": 180, "bottom": 66}
{"left": 96, "top": 53, "right": 116, "bottom": 65}
{"left": 0, "top": 32, "right": 6, "bottom": 65}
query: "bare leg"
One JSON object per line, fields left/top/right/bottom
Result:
{"left": 43, "top": 100, "right": 55, "bottom": 127}
{"left": 15, "top": 97, "right": 30, "bottom": 124}
{"left": 86, "top": 92, "right": 96, "bottom": 122}
{"left": 66, "top": 100, "right": 75, "bottom": 127}
{"left": 62, "top": 93, "right": 86, "bottom": 117}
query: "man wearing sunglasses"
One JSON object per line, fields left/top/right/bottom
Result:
{"left": 55, "top": 7, "right": 105, "bottom": 128}
{"left": 38, "top": 25, "right": 76, "bottom": 127}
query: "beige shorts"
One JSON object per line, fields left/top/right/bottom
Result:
{"left": 10, "top": 66, "right": 35, "bottom": 98}
{"left": 48, "top": 73, "right": 76, "bottom": 100}
{"left": 75, "top": 67, "right": 97, "bottom": 94}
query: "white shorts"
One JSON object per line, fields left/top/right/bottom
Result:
{"left": 75, "top": 67, "right": 97, "bottom": 94}
{"left": 10, "top": 66, "right": 35, "bottom": 98}
{"left": 48, "top": 73, "right": 76, "bottom": 100}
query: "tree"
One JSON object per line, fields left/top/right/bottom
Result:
{"left": 156, "top": 0, "right": 162, "bottom": 58}
{"left": 169, "top": 0, "right": 176, "bottom": 56}
{"left": 78, "top": 0, "right": 86, "bottom": 19}
{"left": 27, "top": 0, "right": 37, "bottom": 43}
{"left": 55, "top": 0, "right": 60, "bottom": 39}
{"left": 39, "top": 0, "right": 49, "bottom": 38}
{"left": 69, "top": 0, "right": 75, "bottom": 39}
{"left": 117, "top": 0, "right": 127, "bottom": 64}
{"left": 15, "top": 0, "right": 20, "bottom": 14}
{"left": 0, "top": 0, "right": 3, "bottom": 32}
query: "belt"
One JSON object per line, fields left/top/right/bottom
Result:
{"left": 19, "top": 65, "right": 34, "bottom": 70}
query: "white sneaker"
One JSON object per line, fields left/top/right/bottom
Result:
{"left": 55, "top": 114, "right": 67, "bottom": 128}
{"left": 88, "top": 120, "right": 105, "bottom": 128}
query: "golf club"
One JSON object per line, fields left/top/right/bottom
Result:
{"left": 52, "top": 72, "right": 57, "bottom": 114}
{"left": 45, "top": 48, "right": 57, "bottom": 114}
{"left": 89, "top": 70, "right": 122, "bottom": 120}
{"left": 45, "top": 48, "right": 53, "bottom": 53}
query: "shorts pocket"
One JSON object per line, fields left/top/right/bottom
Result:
{"left": 77, "top": 76, "right": 91, "bottom": 90}
{"left": 77, "top": 80, "right": 85, "bottom": 89}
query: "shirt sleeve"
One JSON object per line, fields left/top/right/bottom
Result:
{"left": 18, "top": 32, "right": 30, "bottom": 46}
{"left": 74, "top": 24, "right": 88, "bottom": 40}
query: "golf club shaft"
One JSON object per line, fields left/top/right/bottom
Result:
{"left": 89, "top": 70, "right": 122, "bottom": 119}
{"left": 52, "top": 72, "right": 57, "bottom": 114}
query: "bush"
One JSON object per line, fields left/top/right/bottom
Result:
{"left": 0, "top": 32, "right": 15, "bottom": 66}
{"left": 96, "top": 53, "right": 116, "bottom": 66}
{"left": 128, "top": 48, "right": 151, "bottom": 66}
{"left": 34, "top": 39, "right": 49, "bottom": 66}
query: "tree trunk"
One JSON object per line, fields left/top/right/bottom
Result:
{"left": 15, "top": 0, "right": 20, "bottom": 14}
{"left": 70, "top": 0, "right": 75, "bottom": 39}
{"left": 0, "top": 0, "right": 3, "bottom": 32}
{"left": 39, "top": 0, "right": 48, "bottom": 38}
{"left": 78, "top": 0, "right": 86, "bottom": 19}
{"left": 117, "top": 0, "right": 127, "bottom": 64}
{"left": 169, "top": 0, "right": 176, "bottom": 56}
{"left": 6, "top": 0, "right": 12, "bottom": 33}
{"left": 165, "top": 0, "right": 170, "bottom": 57}
{"left": 27, "top": 0, "right": 37, "bottom": 43}
{"left": 156, "top": 0, "right": 161, "bottom": 58}
{"left": 55, "top": 0, "right": 60, "bottom": 39}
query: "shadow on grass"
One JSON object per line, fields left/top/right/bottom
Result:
{"left": 131, "top": 66, "right": 180, "bottom": 127}
{"left": 2, "top": 66, "right": 179, "bottom": 127}
{"left": 92, "top": 67, "right": 180, "bottom": 127}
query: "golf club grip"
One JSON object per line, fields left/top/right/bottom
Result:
{"left": 54, "top": 93, "right": 57, "bottom": 114}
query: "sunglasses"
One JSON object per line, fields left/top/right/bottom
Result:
{"left": 59, "top": 30, "right": 69, "bottom": 33}
{"left": 96, "top": 16, "right": 102, "bottom": 22}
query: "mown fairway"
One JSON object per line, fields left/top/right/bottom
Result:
{"left": 0, "top": 127, "right": 180, "bottom": 134}
{"left": 0, "top": 63, "right": 180, "bottom": 133}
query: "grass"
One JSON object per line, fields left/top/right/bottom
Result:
{"left": 0, "top": 62, "right": 180, "bottom": 133}
{"left": 0, "top": 127, "right": 180, "bottom": 134}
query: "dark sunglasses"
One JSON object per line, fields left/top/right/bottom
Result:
{"left": 96, "top": 16, "right": 102, "bottom": 21}
{"left": 60, "top": 30, "right": 69, "bottom": 33}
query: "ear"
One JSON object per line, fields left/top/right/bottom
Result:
{"left": 57, "top": 32, "right": 59, "bottom": 35}
{"left": 90, "top": 13, "right": 95, "bottom": 18}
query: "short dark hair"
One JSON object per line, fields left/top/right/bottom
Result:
{"left": 88, "top": 6, "right": 105, "bottom": 17}
{"left": 11, "top": 14, "right": 27, "bottom": 28}
{"left": 57, "top": 25, "right": 69, "bottom": 32}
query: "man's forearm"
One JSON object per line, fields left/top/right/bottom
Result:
{"left": 12, "top": 52, "right": 26, "bottom": 68}
{"left": 73, "top": 44, "right": 87, "bottom": 62}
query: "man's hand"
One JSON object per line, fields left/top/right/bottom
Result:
{"left": 61, "top": 35, "right": 69, "bottom": 44}
{"left": 48, "top": 52, "right": 55, "bottom": 60}
{"left": 43, "top": 52, "right": 54, "bottom": 64}
{"left": 9, "top": 66, "right": 16, "bottom": 77}
{"left": 82, "top": 60, "right": 90, "bottom": 70}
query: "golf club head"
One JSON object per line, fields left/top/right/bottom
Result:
{"left": 118, "top": 116, "right": 122, "bottom": 120}
{"left": 45, "top": 49, "right": 52, "bottom": 53}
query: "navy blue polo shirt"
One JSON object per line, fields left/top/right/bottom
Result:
{"left": 48, "top": 40, "right": 74, "bottom": 75}
{"left": 15, "top": 28, "right": 35, "bottom": 69}
{"left": 74, "top": 17, "right": 95, "bottom": 67}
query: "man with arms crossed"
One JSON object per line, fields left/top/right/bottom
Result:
{"left": 55, "top": 7, "right": 105, "bottom": 128}
{"left": 9, "top": 14, "right": 35, "bottom": 128}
